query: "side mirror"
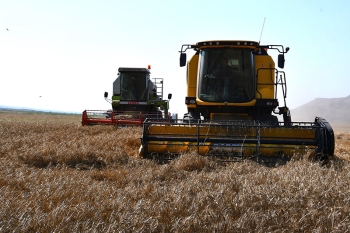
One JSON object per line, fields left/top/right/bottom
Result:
{"left": 278, "top": 54, "right": 285, "bottom": 69}
{"left": 180, "top": 53, "right": 187, "bottom": 67}
{"left": 104, "top": 92, "right": 108, "bottom": 98}
{"left": 168, "top": 93, "right": 172, "bottom": 100}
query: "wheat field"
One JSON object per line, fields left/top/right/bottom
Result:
{"left": 1, "top": 111, "right": 350, "bottom": 232}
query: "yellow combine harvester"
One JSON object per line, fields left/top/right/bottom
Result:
{"left": 139, "top": 40, "right": 334, "bottom": 163}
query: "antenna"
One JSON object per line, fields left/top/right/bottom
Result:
{"left": 259, "top": 17, "right": 266, "bottom": 44}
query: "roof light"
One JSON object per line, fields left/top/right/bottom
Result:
{"left": 118, "top": 67, "right": 150, "bottom": 73}
{"left": 196, "top": 41, "right": 259, "bottom": 47}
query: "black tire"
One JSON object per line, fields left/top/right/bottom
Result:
{"left": 183, "top": 112, "right": 200, "bottom": 123}
{"left": 259, "top": 115, "right": 279, "bottom": 126}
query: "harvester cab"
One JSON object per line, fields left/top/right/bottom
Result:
{"left": 140, "top": 40, "right": 334, "bottom": 163}
{"left": 82, "top": 66, "right": 172, "bottom": 126}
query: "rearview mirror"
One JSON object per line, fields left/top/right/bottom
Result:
{"left": 104, "top": 92, "right": 108, "bottom": 98}
{"left": 180, "top": 53, "right": 187, "bottom": 67}
{"left": 278, "top": 54, "right": 285, "bottom": 69}
{"left": 168, "top": 93, "right": 172, "bottom": 100}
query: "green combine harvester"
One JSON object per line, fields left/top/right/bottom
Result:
{"left": 82, "top": 66, "right": 172, "bottom": 126}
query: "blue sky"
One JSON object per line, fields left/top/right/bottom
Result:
{"left": 1, "top": 0, "right": 349, "bottom": 118}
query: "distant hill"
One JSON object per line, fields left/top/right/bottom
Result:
{"left": 0, "top": 105, "right": 38, "bottom": 112}
{"left": 0, "top": 105, "right": 80, "bottom": 115}
{"left": 290, "top": 95, "right": 350, "bottom": 132}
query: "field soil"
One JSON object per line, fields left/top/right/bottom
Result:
{"left": 1, "top": 111, "right": 350, "bottom": 232}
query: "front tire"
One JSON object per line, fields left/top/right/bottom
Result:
{"left": 183, "top": 112, "right": 200, "bottom": 123}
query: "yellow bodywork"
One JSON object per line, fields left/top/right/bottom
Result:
{"left": 255, "top": 53, "right": 275, "bottom": 99}
{"left": 186, "top": 54, "right": 199, "bottom": 110}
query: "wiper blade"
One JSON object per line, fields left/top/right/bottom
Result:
{"left": 207, "top": 47, "right": 228, "bottom": 74}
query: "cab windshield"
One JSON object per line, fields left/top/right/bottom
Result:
{"left": 198, "top": 48, "right": 255, "bottom": 102}
{"left": 120, "top": 72, "right": 148, "bottom": 101}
